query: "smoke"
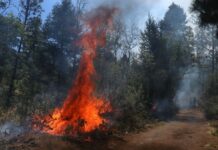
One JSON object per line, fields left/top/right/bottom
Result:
{"left": 174, "top": 66, "right": 201, "bottom": 109}
{"left": 86, "top": 0, "right": 160, "bottom": 26}
{"left": 0, "top": 122, "right": 24, "bottom": 140}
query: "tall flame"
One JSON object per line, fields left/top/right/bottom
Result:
{"left": 34, "top": 7, "right": 117, "bottom": 136}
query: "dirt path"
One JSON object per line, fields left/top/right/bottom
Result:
{"left": 116, "top": 109, "right": 218, "bottom": 150}
{"left": 1, "top": 109, "right": 218, "bottom": 150}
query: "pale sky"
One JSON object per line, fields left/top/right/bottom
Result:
{"left": 41, "top": 0, "right": 193, "bottom": 29}
{"left": 9, "top": 0, "right": 193, "bottom": 29}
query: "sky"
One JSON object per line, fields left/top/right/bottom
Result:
{"left": 41, "top": 0, "right": 192, "bottom": 29}
{"left": 9, "top": 0, "right": 192, "bottom": 29}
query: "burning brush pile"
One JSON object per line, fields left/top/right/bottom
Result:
{"left": 33, "top": 7, "right": 117, "bottom": 137}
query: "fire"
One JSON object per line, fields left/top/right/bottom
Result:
{"left": 34, "top": 7, "right": 117, "bottom": 136}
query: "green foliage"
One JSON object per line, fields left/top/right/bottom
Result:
{"left": 203, "top": 73, "right": 218, "bottom": 119}
{"left": 0, "top": 0, "right": 10, "bottom": 10}
{"left": 0, "top": 14, "right": 20, "bottom": 48}
{"left": 139, "top": 4, "right": 192, "bottom": 119}
{"left": 115, "top": 60, "right": 150, "bottom": 131}
{"left": 162, "top": 3, "right": 186, "bottom": 34}
{"left": 0, "top": 1, "right": 197, "bottom": 133}
{"left": 44, "top": 0, "right": 79, "bottom": 48}
{"left": 192, "top": 0, "right": 218, "bottom": 36}
{"left": 0, "top": 1, "right": 6, "bottom": 9}
{"left": 120, "top": 67, "right": 150, "bottom": 130}
{"left": 0, "top": 14, "right": 20, "bottom": 108}
{"left": 192, "top": 14, "right": 218, "bottom": 119}
{"left": 204, "top": 96, "right": 218, "bottom": 119}
{"left": 43, "top": 0, "right": 82, "bottom": 85}
{"left": 0, "top": 0, "right": 82, "bottom": 120}
{"left": 96, "top": 4, "right": 193, "bottom": 131}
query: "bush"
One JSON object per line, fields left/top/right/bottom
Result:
{"left": 114, "top": 80, "right": 151, "bottom": 132}
{"left": 203, "top": 73, "right": 218, "bottom": 119}
{"left": 204, "top": 96, "right": 218, "bottom": 119}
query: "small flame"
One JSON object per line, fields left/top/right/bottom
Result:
{"left": 33, "top": 7, "right": 117, "bottom": 136}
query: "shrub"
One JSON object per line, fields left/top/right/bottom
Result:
{"left": 204, "top": 96, "right": 218, "bottom": 119}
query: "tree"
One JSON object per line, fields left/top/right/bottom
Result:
{"left": 140, "top": 16, "right": 159, "bottom": 57}
{"left": 195, "top": 25, "right": 218, "bottom": 119}
{"left": 43, "top": 0, "right": 82, "bottom": 85}
{"left": 192, "top": 0, "right": 218, "bottom": 36}
{"left": 6, "top": 0, "right": 43, "bottom": 108}
{"left": 195, "top": 26, "right": 218, "bottom": 73}
{"left": 138, "top": 5, "right": 193, "bottom": 118}
{"left": 0, "top": 0, "right": 11, "bottom": 14}
{"left": 0, "top": 14, "right": 20, "bottom": 104}
{"left": 191, "top": 1, "right": 218, "bottom": 119}
{"left": 140, "top": 16, "right": 162, "bottom": 112}
{"left": 161, "top": 3, "right": 192, "bottom": 68}
{"left": 161, "top": 3, "right": 186, "bottom": 37}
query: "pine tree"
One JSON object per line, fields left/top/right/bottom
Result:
{"left": 43, "top": 0, "right": 82, "bottom": 85}
{"left": 192, "top": 0, "right": 218, "bottom": 36}
{"left": 161, "top": 3, "right": 186, "bottom": 37}
{"left": 6, "top": 0, "right": 43, "bottom": 108}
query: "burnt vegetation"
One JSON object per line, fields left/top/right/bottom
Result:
{"left": 0, "top": 0, "right": 218, "bottom": 145}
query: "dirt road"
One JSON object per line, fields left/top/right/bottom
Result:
{"left": 116, "top": 109, "right": 218, "bottom": 150}
{"left": 1, "top": 109, "right": 218, "bottom": 150}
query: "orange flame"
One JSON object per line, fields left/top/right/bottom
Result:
{"left": 34, "top": 7, "right": 117, "bottom": 136}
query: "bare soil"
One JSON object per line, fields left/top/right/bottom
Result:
{"left": 1, "top": 109, "right": 218, "bottom": 150}
{"left": 117, "top": 109, "right": 218, "bottom": 150}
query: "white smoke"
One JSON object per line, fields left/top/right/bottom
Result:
{"left": 0, "top": 122, "right": 24, "bottom": 140}
{"left": 174, "top": 66, "right": 200, "bottom": 109}
{"left": 86, "top": 0, "right": 160, "bottom": 27}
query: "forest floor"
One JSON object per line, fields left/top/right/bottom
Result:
{"left": 1, "top": 109, "right": 218, "bottom": 150}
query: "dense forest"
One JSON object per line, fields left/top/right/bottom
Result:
{"left": 0, "top": 0, "right": 218, "bottom": 136}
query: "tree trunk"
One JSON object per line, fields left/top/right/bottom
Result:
{"left": 211, "top": 27, "right": 216, "bottom": 73}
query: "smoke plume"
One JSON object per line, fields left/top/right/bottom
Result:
{"left": 87, "top": 0, "right": 160, "bottom": 26}
{"left": 174, "top": 66, "right": 201, "bottom": 109}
